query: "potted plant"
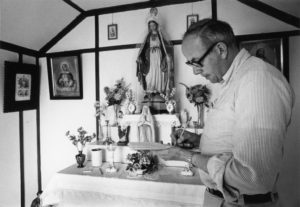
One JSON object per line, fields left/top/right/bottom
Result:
{"left": 66, "top": 127, "right": 96, "bottom": 168}
{"left": 126, "top": 151, "right": 158, "bottom": 177}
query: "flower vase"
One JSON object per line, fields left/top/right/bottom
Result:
{"left": 75, "top": 151, "right": 86, "bottom": 168}
{"left": 197, "top": 104, "right": 205, "bottom": 128}
{"left": 114, "top": 104, "right": 120, "bottom": 122}
{"left": 98, "top": 119, "right": 104, "bottom": 141}
{"left": 107, "top": 105, "right": 119, "bottom": 126}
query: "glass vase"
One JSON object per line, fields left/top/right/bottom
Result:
{"left": 106, "top": 104, "right": 119, "bottom": 126}
{"left": 196, "top": 104, "right": 205, "bottom": 128}
{"left": 106, "top": 143, "right": 117, "bottom": 173}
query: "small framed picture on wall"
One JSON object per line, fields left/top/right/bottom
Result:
{"left": 3, "top": 61, "right": 40, "bottom": 112}
{"left": 108, "top": 24, "right": 118, "bottom": 40}
{"left": 47, "top": 54, "right": 83, "bottom": 99}
{"left": 238, "top": 37, "right": 288, "bottom": 79}
{"left": 187, "top": 14, "right": 199, "bottom": 30}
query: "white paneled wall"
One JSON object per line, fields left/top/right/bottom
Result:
{"left": 0, "top": 51, "right": 22, "bottom": 207}
{"left": 0, "top": 0, "right": 79, "bottom": 50}
{"left": 22, "top": 55, "right": 39, "bottom": 207}
{"left": 40, "top": 53, "right": 96, "bottom": 188}
{"left": 49, "top": 17, "right": 95, "bottom": 53}
{"left": 218, "top": 0, "right": 298, "bottom": 34}
{"left": 278, "top": 36, "right": 300, "bottom": 207}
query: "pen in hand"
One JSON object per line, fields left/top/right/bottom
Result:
{"left": 177, "top": 117, "right": 192, "bottom": 145}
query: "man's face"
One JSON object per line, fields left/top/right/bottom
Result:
{"left": 182, "top": 35, "right": 223, "bottom": 83}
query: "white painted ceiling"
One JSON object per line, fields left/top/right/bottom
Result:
{"left": 261, "top": 0, "right": 300, "bottom": 18}
{"left": 0, "top": 0, "right": 299, "bottom": 51}
{"left": 0, "top": 0, "right": 79, "bottom": 51}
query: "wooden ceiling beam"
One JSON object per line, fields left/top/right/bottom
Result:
{"left": 62, "top": 0, "right": 85, "bottom": 13}
{"left": 84, "top": 0, "right": 202, "bottom": 16}
{"left": 0, "top": 41, "right": 39, "bottom": 57}
{"left": 237, "top": 0, "right": 300, "bottom": 29}
{"left": 39, "top": 13, "right": 85, "bottom": 54}
{"left": 211, "top": 0, "right": 217, "bottom": 20}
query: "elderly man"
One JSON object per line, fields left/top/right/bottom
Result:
{"left": 155, "top": 19, "right": 294, "bottom": 207}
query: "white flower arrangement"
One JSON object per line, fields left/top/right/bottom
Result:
{"left": 104, "top": 78, "right": 130, "bottom": 106}
{"left": 66, "top": 127, "right": 96, "bottom": 151}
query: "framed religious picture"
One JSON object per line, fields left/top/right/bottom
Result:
{"left": 47, "top": 54, "right": 83, "bottom": 99}
{"left": 3, "top": 61, "right": 40, "bottom": 112}
{"left": 187, "top": 14, "right": 199, "bottom": 30}
{"left": 238, "top": 36, "right": 288, "bottom": 79}
{"left": 108, "top": 24, "right": 118, "bottom": 40}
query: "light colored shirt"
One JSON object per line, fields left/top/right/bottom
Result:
{"left": 199, "top": 49, "right": 294, "bottom": 202}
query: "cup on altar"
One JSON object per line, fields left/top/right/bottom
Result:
{"left": 91, "top": 148, "right": 102, "bottom": 167}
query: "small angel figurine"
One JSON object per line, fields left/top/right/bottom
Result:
{"left": 137, "top": 105, "right": 155, "bottom": 142}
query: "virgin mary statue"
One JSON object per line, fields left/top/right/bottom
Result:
{"left": 136, "top": 8, "right": 174, "bottom": 96}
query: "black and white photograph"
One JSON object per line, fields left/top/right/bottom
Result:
{"left": 0, "top": 1, "right": 299, "bottom": 207}
{"left": 3, "top": 61, "right": 39, "bottom": 112}
{"left": 240, "top": 38, "right": 283, "bottom": 71}
{"left": 15, "top": 73, "right": 31, "bottom": 101}
{"left": 47, "top": 55, "right": 83, "bottom": 99}
{"left": 187, "top": 14, "right": 199, "bottom": 30}
{"left": 108, "top": 24, "right": 118, "bottom": 40}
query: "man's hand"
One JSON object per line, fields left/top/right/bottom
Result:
{"left": 171, "top": 129, "right": 201, "bottom": 148}
{"left": 151, "top": 146, "right": 211, "bottom": 172}
{"left": 151, "top": 147, "right": 189, "bottom": 162}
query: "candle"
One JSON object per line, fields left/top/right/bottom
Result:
{"left": 91, "top": 148, "right": 102, "bottom": 167}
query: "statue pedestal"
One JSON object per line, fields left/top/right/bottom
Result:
{"left": 142, "top": 94, "right": 167, "bottom": 115}
{"left": 120, "top": 114, "right": 181, "bottom": 145}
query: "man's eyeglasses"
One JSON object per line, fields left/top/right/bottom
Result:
{"left": 185, "top": 42, "right": 219, "bottom": 68}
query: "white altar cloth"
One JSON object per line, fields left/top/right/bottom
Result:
{"left": 41, "top": 162, "right": 205, "bottom": 207}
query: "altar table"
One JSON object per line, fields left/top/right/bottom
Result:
{"left": 41, "top": 162, "right": 206, "bottom": 207}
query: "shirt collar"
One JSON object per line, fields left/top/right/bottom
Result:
{"left": 221, "top": 48, "right": 251, "bottom": 86}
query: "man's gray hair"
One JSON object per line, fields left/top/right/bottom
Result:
{"left": 183, "top": 18, "right": 238, "bottom": 49}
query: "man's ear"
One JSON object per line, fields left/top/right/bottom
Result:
{"left": 216, "top": 42, "right": 228, "bottom": 59}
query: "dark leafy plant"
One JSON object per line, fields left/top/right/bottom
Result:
{"left": 126, "top": 151, "right": 158, "bottom": 174}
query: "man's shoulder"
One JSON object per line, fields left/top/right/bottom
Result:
{"left": 235, "top": 56, "right": 293, "bottom": 100}
{"left": 237, "top": 56, "right": 283, "bottom": 83}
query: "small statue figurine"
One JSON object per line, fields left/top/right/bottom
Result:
{"left": 117, "top": 125, "right": 130, "bottom": 146}
{"left": 137, "top": 105, "right": 155, "bottom": 142}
